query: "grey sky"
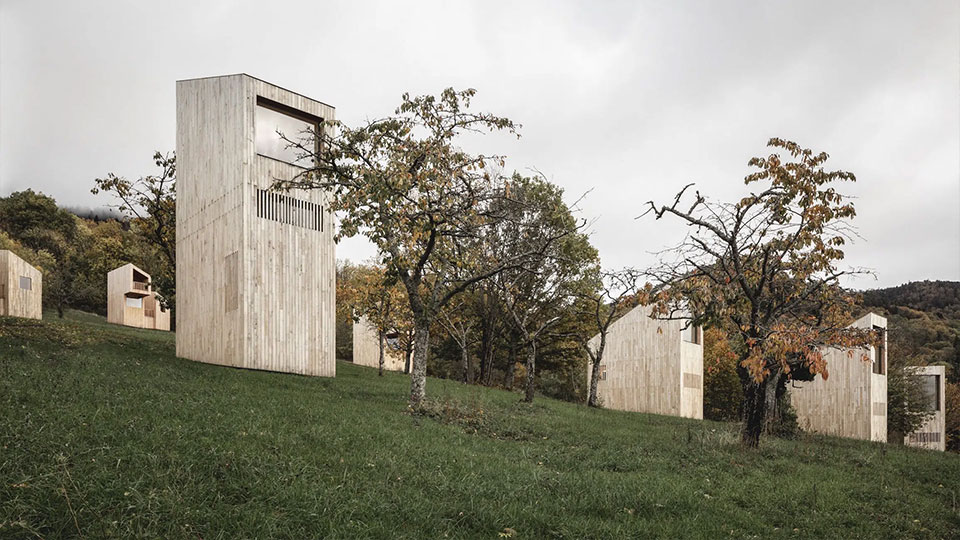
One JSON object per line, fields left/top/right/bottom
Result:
{"left": 1, "top": 0, "right": 957, "bottom": 289}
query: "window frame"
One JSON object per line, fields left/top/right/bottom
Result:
{"left": 254, "top": 96, "right": 323, "bottom": 168}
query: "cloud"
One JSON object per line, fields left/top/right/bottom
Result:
{"left": 1, "top": 0, "right": 957, "bottom": 287}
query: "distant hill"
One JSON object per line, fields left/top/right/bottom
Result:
{"left": 861, "top": 280, "right": 960, "bottom": 373}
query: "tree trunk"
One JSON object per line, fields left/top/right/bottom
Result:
{"left": 741, "top": 377, "right": 765, "bottom": 448}
{"left": 587, "top": 339, "right": 605, "bottom": 407}
{"left": 504, "top": 339, "right": 517, "bottom": 390}
{"left": 523, "top": 339, "right": 537, "bottom": 403}
{"left": 762, "top": 367, "right": 783, "bottom": 432}
{"left": 460, "top": 342, "right": 469, "bottom": 384}
{"left": 588, "top": 359, "right": 603, "bottom": 408}
{"left": 479, "top": 310, "right": 493, "bottom": 385}
{"left": 409, "top": 321, "right": 431, "bottom": 406}
{"left": 404, "top": 329, "right": 413, "bottom": 374}
{"left": 378, "top": 328, "right": 385, "bottom": 377}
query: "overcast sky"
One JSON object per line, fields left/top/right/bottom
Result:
{"left": 1, "top": 0, "right": 957, "bottom": 289}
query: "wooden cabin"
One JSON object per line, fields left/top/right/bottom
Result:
{"left": 352, "top": 316, "right": 408, "bottom": 372}
{"left": 106, "top": 263, "right": 170, "bottom": 331}
{"left": 790, "top": 313, "right": 888, "bottom": 442}
{"left": 0, "top": 250, "right": 42, "bottom": 320}
{"left": 904, "top": 365, "right": 946, "bottom": 451}
{"left": 175, "top": 74, "right": 336, "bottom": 377}
{"left": 587, "top": 304, "right": 704, "bottom": 419}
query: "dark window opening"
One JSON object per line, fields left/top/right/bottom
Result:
{"left": 919, "top": 374, "right": 940, "bottom": 411}
{"left": 872, "top": 326, "right": 886, "bottom": 375}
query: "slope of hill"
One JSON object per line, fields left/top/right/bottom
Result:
{"left": 2, "top": 312, "right": 959, "bottom": 539}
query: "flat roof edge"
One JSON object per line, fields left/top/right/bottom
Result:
{"left": 175, "top": 73, "right": 335, "bottom": 110}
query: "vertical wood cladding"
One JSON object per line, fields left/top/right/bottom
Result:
{"left": 176, "top": 74, "right": 336, "bottom": 377}
{"left": 790, "top": 313, "right": 888, "bottom": 442}
{"left": 587, "top": 304, "right": 704, "bottom": 419}
{"left": 0, "top": 250, "right": 42, "bottom": 320}
{"left": 106, "top": 263, "right": 171, "bottom": 331}
{"left": 904, "top": 365, "right": 946, "bottom": 451}
{"left": 352, "top": 316, "right": 408, "bottom": 372}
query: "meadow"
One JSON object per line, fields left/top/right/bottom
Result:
{"left": 1, "top": 311, "right": 958, "bottom": 539}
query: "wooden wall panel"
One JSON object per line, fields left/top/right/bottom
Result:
{"left": 587, "top": 304, "right": 703, "bottom": 419}
{"left": 904, "top": 365, "right": 946, "bottom": 451}
{"left": 0, "top": 250, "right": 42, "bottom": 320}
{"left": 790, "top": 313, "right": 887, "bottom": 442}
{"left": 176, "top": 74, "right": 335, "bottom": 377}
{"left": 352, "top": 316, "right": 407, "bottom": 372}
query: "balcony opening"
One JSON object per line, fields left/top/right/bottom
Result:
{"left": 132, "top": 268, "right": 149, "bottom": 291}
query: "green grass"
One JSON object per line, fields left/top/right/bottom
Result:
{"left": 1, "top": 311, "right": 959, "bottom": 539}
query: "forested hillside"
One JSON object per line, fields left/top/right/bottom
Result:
{"left": 862, "top": 281, "right": 960, "bottom": 371}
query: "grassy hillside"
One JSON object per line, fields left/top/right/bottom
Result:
{"left": 2, "top": 312, "right": 959, "bottom": 539}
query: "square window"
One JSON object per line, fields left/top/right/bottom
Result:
{"left": 19, "top": 276, "right": 31, "bottom": 290}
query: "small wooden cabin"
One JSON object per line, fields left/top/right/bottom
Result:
{"left": 175, "top": 74, "right": 336, "bottom": 376}
{"left": 587, "top": 304, "right": 704, "bottom": 419}
{"left": 904, "top": 365, "right": 946, "bottom": 451}
{"left": 0, "top": 250, "right": 42, "bottom": 320}
{"left": 106, "top": 263, "right": 171, "bottom": 331}
{"left": 352, "top": 316, "right": 408, "bottom": 372}
{"left": 790, "top": 312, "right": 888, "bottom": 442}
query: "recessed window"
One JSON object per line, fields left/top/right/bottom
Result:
{"left": 919, "top": 375, "right": 940, "bottom": 412}
{"left": 126, "top": 296, "right": 143, "bottom": 309}
{"left": 19, "top": 276, "right": 31, "bottom": 290}
{"left": 255, "top": 97, "right": 319, "bottom": 167}
{"left": 872, "top": 326, "right": 886, "bottom": 375}
{"left": 681, "top": 324, "right": 700, "bottom": 344}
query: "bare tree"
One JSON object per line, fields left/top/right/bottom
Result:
{"left": 578, "top": 267, "right": 644, "bottom": 407}
{"left": 640, "top": 138, "right": 877, "bottom": 447}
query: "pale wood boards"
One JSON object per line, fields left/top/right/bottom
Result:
{"left": 106, "top": 263, "right": 171, "bottom": 331}
{"left": 904, "top": 365, "right": 946, "bottom": 451}
{"left": 790, "top": 312, "right": 888, "bottom": 442}
{"left": 0, "top": 250, "right": 42, "bottom": 320}
{"left": 352, "top": 316, "right": 407, "bottom": 372}
{"left": 176, "top": 74, "right": 335, "bottom": 377}
{"left": 587, "top": 304, "right": 704, "bottom": 419}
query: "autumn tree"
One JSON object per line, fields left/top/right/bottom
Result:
{"left": 578, "top": 267, "right": 643, "bottom": 407}
{"left": 92, "top": 151, "right": 176, "bottom": 311}
{"left": 702, "top": 327, "right": 743, "bottom": 421}
{"left": 642, "top": 138, "right": 876, "bottom": 447}
{"left": 348, "top": 264, "right": 410, "bottom": 376}
{"left": 494, "top": 174, "right": 596, "bottom": 403}
{"left": 438, "top": 289, "right": 478, "bottom": 383}
{"left": 278, "top": 88, "right": 559, "bottom": 406}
